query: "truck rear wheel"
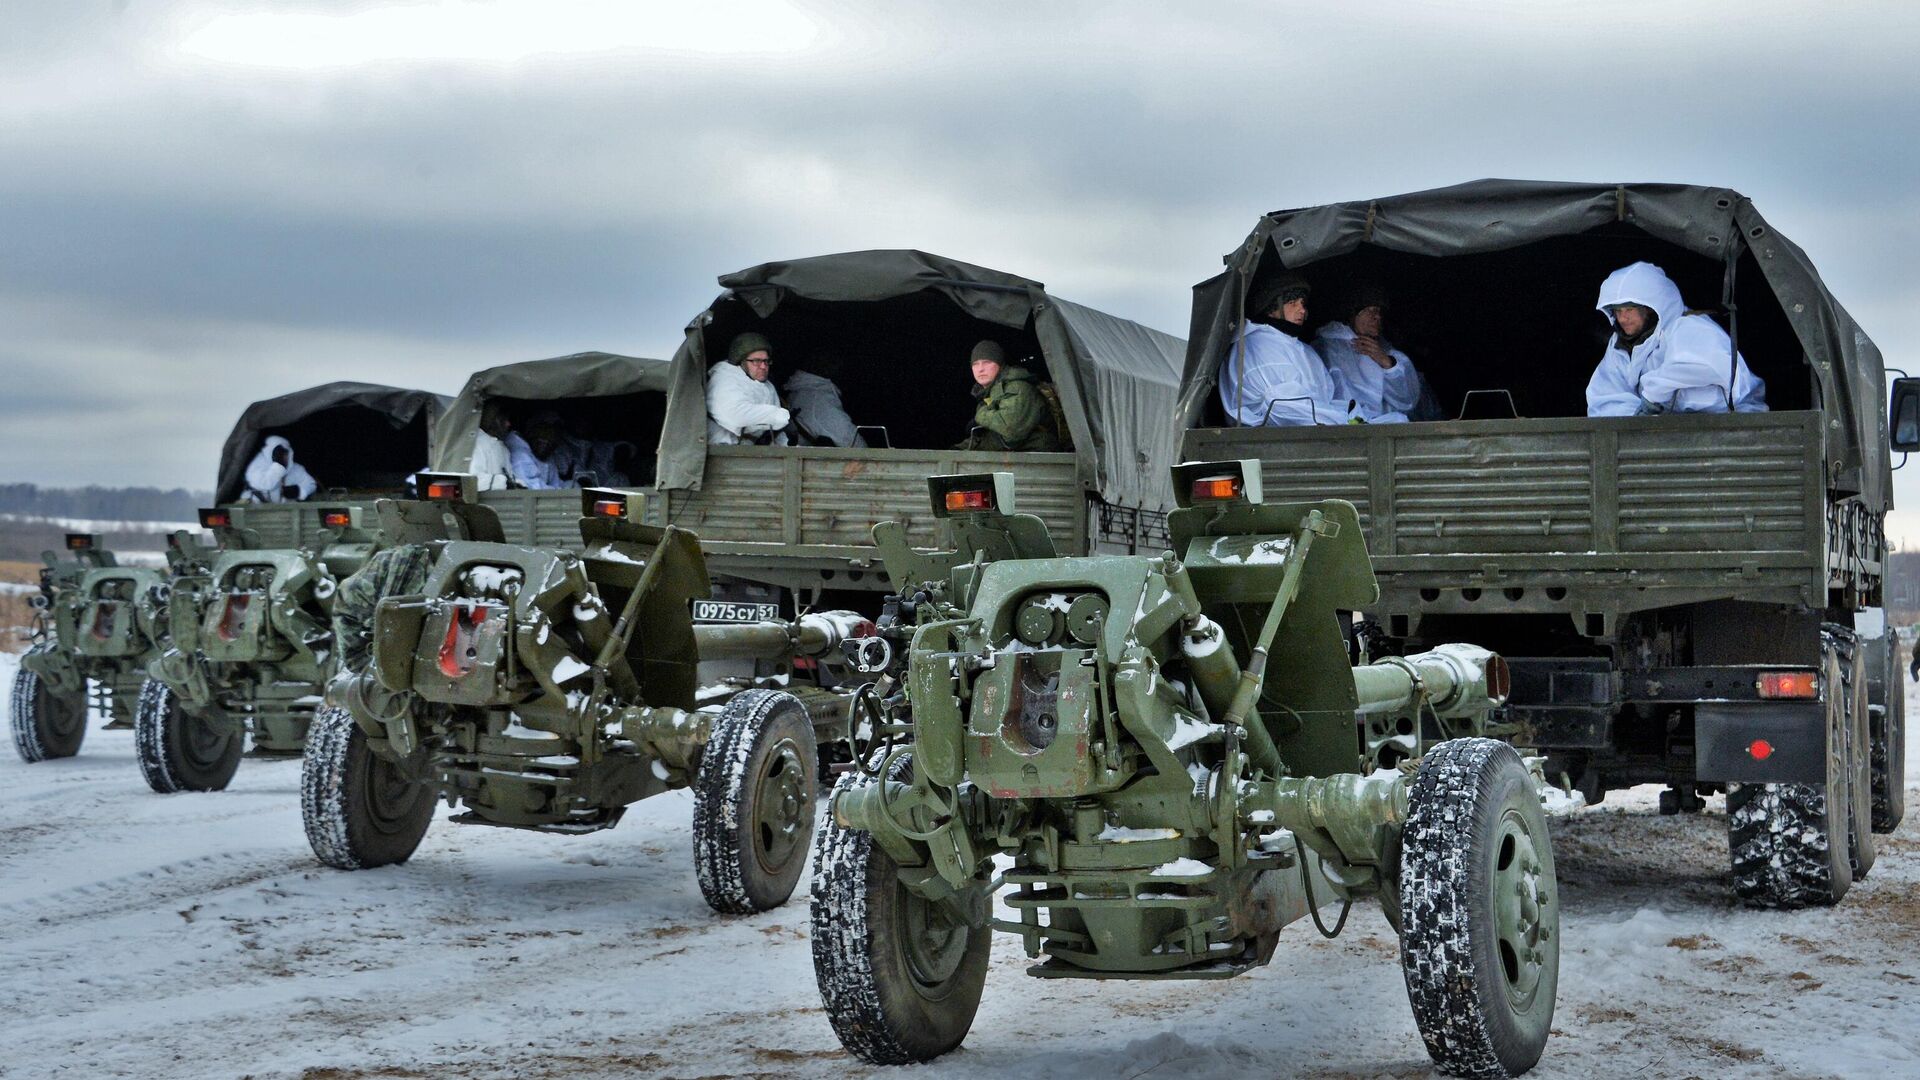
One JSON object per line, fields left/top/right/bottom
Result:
{"left": 1844, "top": 638, "right": 1876, "bottom": 879}
{"left": 811, "top": 754, "right": 990, "bottom": 1065}
{"left": 1400, "top": 737, "right": 1558, "bottom": 1080}
{"left": 134, "top": 677, "right": 242, "bottom": 793}
{"left": 1871, "top": 641, "right": 1905, "bottom": 834}
{"left": 301, "top": 705, "right": 435, "bottom": 870}
{"left": 692, "top": 689, "right": 818, "bottom": 914}
{"left": 1728, "top": 639, "right": 1855, "bottom": 908}
{"left": 11, "top": 658, "right": 87, "bottom": 762}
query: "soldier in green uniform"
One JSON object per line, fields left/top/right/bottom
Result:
{"left": 334, "top": 543, "right": 437, "bottom": 676}
{"left": 956, "top": 340, "right": 1062, "bottom": 452}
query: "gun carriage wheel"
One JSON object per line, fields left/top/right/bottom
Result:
{"left": 693, "top": 688, "right": 819, "bottom": 914}
{"left": 302, "top": 705, "right": 436, "bottom": 870}
{"left": 11, "top": 646, "right": 87, "bottom": 762}
{"left": 134, "top": 676, "right": 243, "bottom": 793}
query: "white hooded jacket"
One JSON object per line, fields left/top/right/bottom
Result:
{"left": 1218, "top": 321, "right": 1408, "bottom": 427}
{"left": 243, "top": 435, "right": 318, "bottom": 503}
{"left": 1313, "top": 321, "right": 1422, "bottom": 418}
{"left": 706, "top": 362, "right": 792, "bottom": 446}
{"left": 1586, "top": 261, "right": 1767, "bottom": 417}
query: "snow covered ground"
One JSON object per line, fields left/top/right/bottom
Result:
{"left": 2, "top": 648, "right": 1916, "bottom": 1080}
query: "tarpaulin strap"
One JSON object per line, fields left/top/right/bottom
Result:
{"left": 1615, "top": 186, "right": 1627, "bottom": 221}
{"left": 1362, "top": 201, "right": 1378, "bottom": 242}
{"left": 1722, "top": 240, "right": 1742, "bottom": 412}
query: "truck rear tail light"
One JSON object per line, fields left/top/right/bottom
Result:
{"left": 66, "top": 533, "right": 96, "bottom": 551}
{"left": 1747, "top": 739, "right": 1775, "bottom": 761}
{"left": 944, "top": 488, "right": 995, "bottom": 513}
{"left": 1190, "top": 475, "right": 1242, "bottom": 502}
{"left": 425, "top": 481, "right": 461, "bottom": 501}
{"left": 591, "top": 498, "right": 625, "bottom": 518}
{"left": 199, "top": 509, "right": 231, "bottom": 529}
{"left": 320, "top": 510, "right": 352, "bottom": 529}
{"left": 1757, "top": 671, "right": 1817, "bottom": 699}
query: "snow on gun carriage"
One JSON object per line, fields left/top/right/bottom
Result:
{"left": 136, "top": 382, "right": 447, "bottom": 792}
{"left": 303, "top": 481, "right": 869, "bottom": 914}
{"left": 810, "top": 464, "right": 1560, "bottom": 1079}
{"left": 11, "top": 533, "right": 181, "bottom": 762}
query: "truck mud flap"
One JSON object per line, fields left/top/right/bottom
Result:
{"left": 1695, "top": 702, "right": 1825, "bottom": 784}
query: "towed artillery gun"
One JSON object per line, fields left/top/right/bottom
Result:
{"left": 137, "top": 505, "right": 380, "bottom": 791}
{"left": 306, "top": 485, "right": 865, "bottom": 914}
{"left": 11, "top": 534, "right": 175, "bottom": 761}
{"left": 812, "top": 464, "right": 1560, "bottom": 1079}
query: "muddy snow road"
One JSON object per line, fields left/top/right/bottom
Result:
{"left": 2, "top": 649, "right": 1915, "bottom": 1080}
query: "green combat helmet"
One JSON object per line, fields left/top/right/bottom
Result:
{"left": 810, "top": 463, "right": 1560, "bottom": 1078}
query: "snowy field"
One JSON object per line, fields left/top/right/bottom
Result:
{"left": 2, "top": 648, "right": 1916, "bottom": 1080}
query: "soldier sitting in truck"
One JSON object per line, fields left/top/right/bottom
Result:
{"left": 1313, "top": 285, "right": 1425, "bottom": 421}
{"left": 243, "top": 436, "right": 319, "bottom": 503}
{"left": 470, "top": 400, "right": 517, "bottom": 490}
{"left": 707, "top": 331, "right": 794, "bottom": 446}
{"left": 509, "top": 411, "right": 567, "bottom": 489}
{"left": 1586, "top": 260, "right": 1769, "bottom": 417}
{"left": 955, "top": 340, "right": 1063, "bottom": 452}
{"left": 1219, "top": 275, "right": 1408, "bottom": 427}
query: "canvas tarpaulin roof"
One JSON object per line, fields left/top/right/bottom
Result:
{"left": 1180, "top": 180, "right": 1890, "bottom": 510}
{"left": 656, "top": 249, "right": 1187, "bottom": 510}
{"left": 430, "top": 352, "right": 673, "bottom": 472}
{"left": 216, "top": 382, "right": 448, "bottom": 504}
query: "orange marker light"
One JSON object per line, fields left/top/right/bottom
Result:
{"left": 321, "top": 511, "right": 352, "bottom": 528}
{"left": 592, "top": 499, "right": 625, "bottom": 518}
{"left": 200, "top": 511, "right": 231, "bottom": 529}
{"left": 66, "top": 535, "right": 95, "bottom": 550}
{"left": 1748, "top": 739, "right": 1775, "bottom": 761}
{"left": 1190, "top": 476, "right": 1242, "bottom": 501}
{"left": 945, "top": 488, "right": 994, "bottom": 512}
{"left": 425, "top": 481, "right": 460, "bottom": 500}
{"left": 1757, "top": 671, "right": 1817, "bottom": 699}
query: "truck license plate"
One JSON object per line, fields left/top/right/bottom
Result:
{"left": 692, "top": 600, "right": 779, "bottom": 623}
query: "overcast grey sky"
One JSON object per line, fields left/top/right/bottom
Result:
{"left": 6, "top": 0, "right": 1920, "bottom": 527}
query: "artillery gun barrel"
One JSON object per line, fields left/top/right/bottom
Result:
{"left": 1350, "top": 643, "right": 1509, "bottom": 719}
{"left": 691, "top": 612, "right": 864, "bottom": 662}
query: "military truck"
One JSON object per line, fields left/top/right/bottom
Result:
{"left": 1180, "top": 180, "right": 1902, "bottom": 909}
{"left": 304, "top": 485, "right": 863, "bottom": 914}
{"left": 651, "top": 250, "right": 1187, "bottom": 603}
{"left": 135, "top": 382, "right": 446, "bottom": 791}
{"left": 810, "top": 466, "right": 1556, "bottom": 1078}
{"left": 428, "top": 351, "right": 673, "bottom": 545}
{"left": 10, "top": 534, "right": 177, "bottom": 761}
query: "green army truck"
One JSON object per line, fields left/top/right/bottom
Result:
{"left": 428, "top": 351, "right": 673, "bottom": 544}
{"left": 135, "top": 382, "right": 446, "bottom": 791}
{"left": 1180, "top": 180, "right": 1902, "bottom": 909}
{"left": 651, "top": 250, "right": 1188, "bottom": 604}
{"left": 11, "top": 534, "right": 179, "bottom": 761}
{"left": 811, "top": 467, "right": 1556, "bottom": 1078}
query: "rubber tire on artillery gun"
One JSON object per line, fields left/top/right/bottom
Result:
{"left": 810, "top": 751, "right": 991, "bottom": 1065}
{"left": 1399, "top": 737, "right": 1559, "bottom": 1080}
{"left": 10, "top": 645, "right": 87, "bottom": 762}
{"left": 134, "top": 676, "right": 243, "bottom": 793}
{"left": 302, "top": 705, "right": 437, "bottom": 870}
{"left": 693, "top": 688, "right": 820, "bottom": 914}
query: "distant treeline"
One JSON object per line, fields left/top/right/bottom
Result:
{"left": 0, "top": 483, "right": 210, "bottom": 523}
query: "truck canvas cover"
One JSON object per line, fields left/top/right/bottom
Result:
{"left": 430, "top": 351, "right": 673, "bottom": 473}
{"left": 215, "top": 381, "right": 450, "bottom": 504}
{"left": 1180, "top": 180, "right": 1890, "bottom": 511}
{"left": 656, "top": 249, "right": 1188, "bottom": 511}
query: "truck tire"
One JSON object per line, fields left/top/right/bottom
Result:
{"left": 693, "top": 689, "right": 818, "bottom": 914}
{"left": 1400, "top": 737, "right": 1558, "bottom": 1080}
{"left": 811, "top": 753, "right": 990, "bottom": 1065}
{"left": 134, "top": 677, "right": 242, "bottom": 793}
{"left": 1871, "top": 633, "right": 1905, "bottom": 834}
{"left": 1844, "top": 636, "right": 1876, "bottom": 879}
{"left": 301, "top": 705, "right": 435, "bottom": 870}
{"left": 1728, "top": 634, "right": 1855, "bottom": 908}
{"left": 11, "top": 657, "right": 87, "bottom": 762}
